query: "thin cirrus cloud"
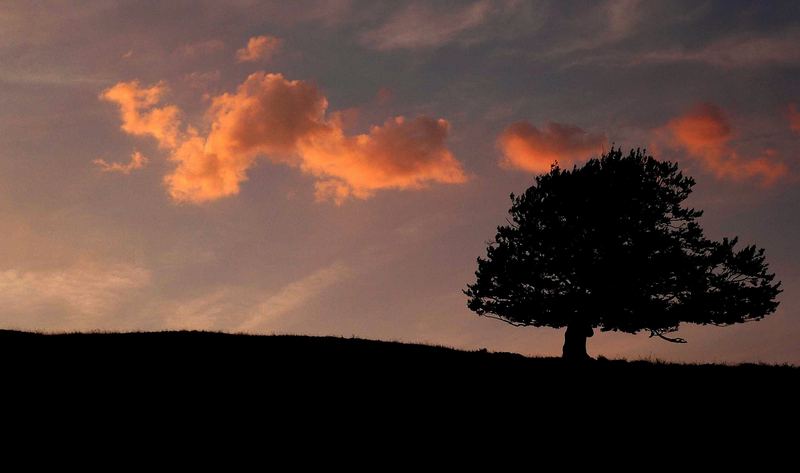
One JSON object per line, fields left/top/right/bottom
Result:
{"left": 662, "top": 102, "right": 787, "bottom": 185}
{"left": 93, "top": 151, "right": 148, "bottom": 174}
{"left": 237, "top": 261, "right": 351, "bottom": 333}
{"left": 160, "top": 262, "right": 351, "bottom": 332}
{"left": 236, "top": 35, "right": 282, "bottom": 62}
{"left": 637, "top": 30, "right": 800, "bottom": 67}
{"left": 102, "top": 72, "right": 467, "bottom": 204}
{"left": 497, "top": 121, "right": 608, "bottom": 173}
{"left": 0, "top": 264, "right": 150, "bottom": 321}
{"left": 359, "top": 0, "right": 492, "bottom": 50}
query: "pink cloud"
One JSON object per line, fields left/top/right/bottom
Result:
{"left": 100, "top": 80, "right": 180, "bottom": 148}
{"left": 300, "top": 116, "right": 467, "bottom": 204}
{"left": 497, "top": 121, "right": 607, "bottom": 173}
{"left": 236, "top": 35, "right": 282, "bottom": 63}
{"left": 93, "top": 151, "right": 148, "bottom": 174}
{"left": 663, "top": 103, "right": 787, "bottom": 185}
{"left": 104, "top": 72, "right": 467, "bottom": 204}
{"left": 165, "top": 72, "right": 329, "bottom": 202}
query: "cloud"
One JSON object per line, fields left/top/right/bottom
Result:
{"left": 158, "top": 262, "right": 350, "bottom": 331}
{"left": 0, "top": 263, "right": 150, "bottom": 321}
{"left": 236, "top": 35, "right": 282, "bottom": 62}
{"left": 175, "top": 39, "right": 225, "bottom": 57}
{"left": 360, "top": 0, "right": 492, "bottom": 50}
{"left": 553, "top": 0, "right": 642, "bottom": 56}
{"left": 165, "top": 72, "right": 329, "bottom": 202}
{"left": 637, "top": 30, "right": 800, "bottom": 67}
{"left": 605, "top": 0, "right": 641, "bottom": 39}
{"left": 790, "top": 103, "right": 800, "bottom": 134}
{"left": 238, "top": 262, "right": 351, "bottom": 332}
{"left": 663, "top": 103, "right": 787, "bottom": 185}
{"left": 162, "top": 288, "right": 244, "bottom": 331}
{"left": 300, "top": 116, "right": 467, "bottom": 203}
{"left": 183, "top": 70, "right": 221, "bottom": 92}
{"left": 105, "top": 73, "right": 466, "bottom": 204}
{"left": 100, "top": 80, "right": 181, "bottom": 148}
{"left": 497, "top": 121, "right": 607, "bottom": 173}
{"left": 93, "top": 151, "right": 148, "bottom": 174}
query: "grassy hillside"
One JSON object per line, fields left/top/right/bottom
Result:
{"left": 3, "top": 330, "right": 796, "bottom": 436}
{"left": 3, "top": 330, "right": 795, "bottom": 386}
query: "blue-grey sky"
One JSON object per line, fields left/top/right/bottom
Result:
{"left": 1, "top": 0, "right": 798, "bottom": 363}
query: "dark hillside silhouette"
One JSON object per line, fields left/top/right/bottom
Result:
{"left": 466, "top": 148, "right": 781, "bottom": 360}
{"left": 1, "top": 331, "right": 796, "bottom": 415}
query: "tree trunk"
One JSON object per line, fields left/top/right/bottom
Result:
{"left": 562, "top": 323, "right": 594, "bottom": 361}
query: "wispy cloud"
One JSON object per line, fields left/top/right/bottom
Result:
{"left": 359, "top": 0, "right": 492, "bottom": 50}
{"left": 238, "top": 262, "right": 351, "bottom": 332}
{"left": 236, "top": 35, "right": 282, "bottom": 62}
{"left": 0, "top": 263, "right": 150, "bottom": 321}
{"left": 162, "top": 288, "right": 246, "bottom": 331}
{"left": 93, "top": 151, "right": 148, "bottom": 174}
{"left": 636, "top": 30, "right": 800, "bottom": 67}
{"left": 551, "top": 0, "right": 643, "bottom": 55}
{"left": 183, "top": 70, "right": 222, "bottom": 92}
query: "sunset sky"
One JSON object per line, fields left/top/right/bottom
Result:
{"left": 2, "top": 0, "right": 798, "bottom": 363}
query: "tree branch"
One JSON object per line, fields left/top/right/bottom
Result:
{"left": 649, "top": 330, "right": 687, "bottom": 343}
{"left": 480, "top": 313, "right": 531, "bottom": 327}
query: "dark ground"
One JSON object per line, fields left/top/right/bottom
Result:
{"left": 2, "top": 329, "right": 798, "bottom": 444}
{"left": 2, "top": 330, "right": 796, "bottom": 396}
{"left": 3, "top": 330, "right": 793, "bottom": 452}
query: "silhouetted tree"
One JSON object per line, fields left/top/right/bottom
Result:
{"left": 465, "top": 148, "right": 781, "bottom": 360}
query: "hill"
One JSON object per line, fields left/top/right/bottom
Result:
{"left": 2, "top": 329, "right": 796, "bottom": 442}
{"left": 2, "top": 330, "right": 796, "bottom": 396}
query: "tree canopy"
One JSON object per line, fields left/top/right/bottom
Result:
{"left": 465, "top": 148, "right": 781, "bottom": 357}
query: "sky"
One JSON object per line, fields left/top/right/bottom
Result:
{"left": 1, "top": 0, "right": 798, "bottom": 363}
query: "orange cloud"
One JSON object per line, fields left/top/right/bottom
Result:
{"left": 100, "top": 81, "right": 180, "bottom": 148}
{"left": 236, "top": 35, "right": 282, "bottom": 62}
{"left": 498, "top": 121, "right": 607, "bottom": 173}
{"left": 299, "top": 116, "right": 467, "bottom": 203}
{"left": 789, "top": 103, "right": 800, "bottom": 134}
{"left": 664, "top": 103, "right": 787, "bottom": 185}
{"left": 93, "top": 151, "right": 148, "bottom": 174}
{"left": 165, "top": 72, "right": 329, "bottom": 202}
{"left": 163, "top": 132, "right": 243, "bottom": 203}
{"left": 104, "top": 73, "right": 466, "bottom": 204}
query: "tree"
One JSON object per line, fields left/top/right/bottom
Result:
{"left": 465, "top": 148, "right": 781, "bottom": 360}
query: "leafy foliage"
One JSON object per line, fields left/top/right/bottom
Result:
{"left": 465, "top": 148, "right": 781, "bottom": 341}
